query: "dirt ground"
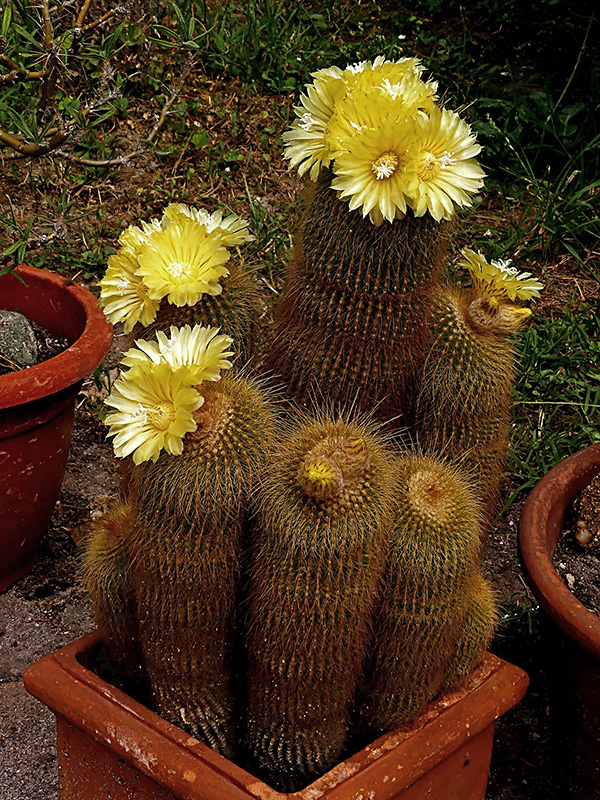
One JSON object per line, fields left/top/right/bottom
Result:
{"left": 0, "top": 314, "right": 568, "bottom": 800}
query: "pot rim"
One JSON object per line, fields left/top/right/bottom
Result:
{"left": 518, "top": 442, "right": 600, "bottom": 659}
{"left": 24, "top": 630, "right": 529, "bottom": 800}
{"left": 0, "top": 264, "right": 113, "bottom": 408}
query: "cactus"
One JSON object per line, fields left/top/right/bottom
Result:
{"left": 444, "top": 571, "right": 498, "bottom": 688}
{"left": 244, "top": 413, "right": 397, "bottom": 790}
{"left": 85, "top": 372, "right": 276, "bottom": 759}
{"left": 355, "top": 453, "right": 495, "bottom": 735}
{"left": 83, "top": 499, "right": 143, "bottom": 681}
{"left": 415, "top": 282, "right": 531, "bottom": 517}
{"left": 262, "top": 171, "right": 450, "bottom": 422}
{"left": 141, "top": 265, "right": 262, "bottom": 364}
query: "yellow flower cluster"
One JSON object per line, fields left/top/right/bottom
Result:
{"left": 99, "top": 204, "right": 253, "bottom": 333}
{"left": 459, "top": 248, "right": 544, "bottom": 302}
{"left": 283, "top": 56, "right": 485, "bottom": 225}
{"left": 104, "top": 325, "right": 233, "bottom": 464}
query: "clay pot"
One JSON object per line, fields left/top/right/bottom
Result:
{"left": 518, "top": 443, "right": 600, "bottom": 798}
{"left": 23, "top": 630, "right": 528, "bottom": 800}
{"left": 0, "top": 265, "right": 113, "bottom": 592}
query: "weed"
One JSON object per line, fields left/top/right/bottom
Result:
{"left": 509, "top": 306, "right": 600, "bottom": 497}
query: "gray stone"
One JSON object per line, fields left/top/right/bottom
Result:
{"left": 0, "top": 310, "right": 38, "bottom": 369}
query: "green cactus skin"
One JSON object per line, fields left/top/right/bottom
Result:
{"left": 141, "top": 265, "right": 262, "bottom": 364}
{"left": 244, "top": 414, "right": 397, "bottom": 791}
{"left": 84, "top": 372, "right": 276, "bottom": 759}
{"left": 261, "top": 171, "right": 450, "bottom": 422}
{"left": 415, "top": 285, "right": 519, "bottom": 518}
{"left": 355, "top": 454, "right": 495, "bottom": 736}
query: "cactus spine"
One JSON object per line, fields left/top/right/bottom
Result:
{"left": 356, "top": 454, "right": 496, "bottom": 735}
{"left": 84, "top": 373, "right": 276, "bottom": 758}
{"left": 244, "top": 414, "right": 397, "bottom": 790}
{"left": 415, "top": 284, "right": 524, "bottom": 517}
{"left": 262, "top": 172, "right": 450, "bottom": 422}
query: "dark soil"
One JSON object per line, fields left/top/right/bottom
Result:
{"left": 553, "top": 479, "right": 600, "bottom": 616}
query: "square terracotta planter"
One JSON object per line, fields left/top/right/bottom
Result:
{"left": 24, "top": 631, "right": 528, "bottom": 800}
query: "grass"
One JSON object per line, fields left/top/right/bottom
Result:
{"left": 509, "top": 307, "right": 600, "bottom": 492}
{"left": 1, "top": 0, "right": 598, "bottom": 494}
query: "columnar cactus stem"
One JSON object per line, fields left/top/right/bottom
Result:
{"left": 356, "top": 454, "right": 495, "bottom": 735}
{"left": 262, "top": 172, "right": 451, "bottom": 422}
{"left": 244, "top": 414, "right": 397, "bottom": 790}
{"left": 84, "top": 373, "right": 276, "bottom": 759}
{"left": 415, "top": 285, "right": 525, "bottom": 517}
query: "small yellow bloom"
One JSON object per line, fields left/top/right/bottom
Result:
{"left": 459, "top": 247, "right": 544, "bottom": 301}
{"left": 330, "top": 117, "right": 418, "bottom": 224}
{"left": 122, "top": 324, "right": 234, "bottom": 385}
{"left": 136, "top": 218, "right": 230, "bottom": 306}
{"left": 163, "top": 204, "right": 254, "bottom": 247}
{"left": 282, "top": 67, "right": 346, "bottom": 180}
{"left": 99, "top": 249, "right": 160, "bottom": 333}
{"left": 118, "top": 217, "right": 165, "bottom": 254}
{"left": 348, "top": 58, "right": 437, "bottom": 114}
{"left": 105, "top": 361, "right": 202, "bottom": 464}
{"left": 410, "top": 106, "right": 485, "bottom": 221}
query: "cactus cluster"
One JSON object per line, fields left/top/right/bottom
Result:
{"left": 86, "top": 54, "right": 543, "bottom": 793}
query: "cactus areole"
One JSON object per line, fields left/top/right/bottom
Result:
{"left": 0, "top": 265, "right": 113, "bottom": 592}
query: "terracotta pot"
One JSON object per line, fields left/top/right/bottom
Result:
{"left": 518, "top": 443, "right": 600, "bottom": 798}
{"left": 0, "top": 265, "right": 113, "bottom": 592}
{"left": 23, "top": 631, "right": 528, "bottom": 800}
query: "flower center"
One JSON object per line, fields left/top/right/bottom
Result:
{"left": 418, "top": 149, "right": 457, "bottom": 180}
{"left": 371, "top": 152, "right": 399, "bottom": 180}
{"left": 418, "top": 151, "right": 440, "bottom": 179}
{"left": 492, "top": 258, "right": 517, "bottom": 275}
{"left": 133, "top": 402, "right": 174, "bottom": 431}
{"left": 167, "top": 260, "right": 194, "bottom": 281}
{"left": 298, "top": 112, "right": 315, "bottom": 131}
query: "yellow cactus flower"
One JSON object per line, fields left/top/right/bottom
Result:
{"left": 99, "top": 249, "right": 161, "bottom": 333}
{"left": 105, "top": 361, "right": 203, "bottom": 464}
{"left": 410, "top": 106, "right": 486, "bottom": 221}
{"left": 330, "top": 117, "right": 418, "bottom": 225}
{"left": 459, "top": 247, "right": 544, "bottom": 301}
{"left": 326, "top": 89, "right": 398, "bottom": 152}
{"left": 163, "top": 204, "right": 254, "bottom": 247}
{"left": 122, "top": 324, "right": 234, "bottom": 385}
{"left": 118, "top": 217, "right": 165, "bottom": 254}
{"left": 283, "top": 55, "right": 486, "bottom": 224}
{"left": 282, "top": 67, "right": 346, "bottom": 181}
{"left": 136, "top": 218, "right": 230, "bottom": 307}
{"left": 347, "top": 57, "right": 437, "bottom": 114}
